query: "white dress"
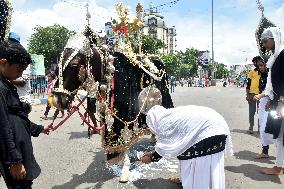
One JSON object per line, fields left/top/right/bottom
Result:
{"left": 258, "top": 96, "right": 275, "bottom": 146}
{"left": 180, "top": 151, "right": 225, "bottom": 189}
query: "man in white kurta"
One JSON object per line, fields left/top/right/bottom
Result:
{"left": 141, "top": 105, "right": 233, "bottom": 189}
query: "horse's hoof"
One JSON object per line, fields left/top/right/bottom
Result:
{"left": 119, "top": 172, "right": 130, "bottom": 183}
{"left": 119, "top": 166, "right": 130, "bottom": 183}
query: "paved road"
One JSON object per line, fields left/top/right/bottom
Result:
{"left": 1, "top": 86, "right": 284, "bottom": 189}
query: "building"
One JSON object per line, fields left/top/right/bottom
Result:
{"left": 142, "top": 5, "right": 177, "bottom": 54}
{"left": 105, "top": 22, "right": 113, "bottom": 37}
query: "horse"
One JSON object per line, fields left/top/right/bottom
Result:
{"left": 52, "top": 31, "right": 173, "bottom": 182}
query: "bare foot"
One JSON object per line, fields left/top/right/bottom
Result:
{"left": 261, "top": 167, "right": 283, "bottom": 175}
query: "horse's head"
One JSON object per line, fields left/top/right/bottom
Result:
{"left": 52, "top": 33, "right": 92, "bottom": 110}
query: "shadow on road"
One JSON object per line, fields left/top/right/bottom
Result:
{"left": 52, "top": 150, "right": 116, "bottom": 189}
{"left": 68, "top": 131, "right": 89, "bottom": 140}
{"left": 231, "top": 129, "right": 259, "bottom": 138}
{"left": 225, "top": 164, "right": 282, "bottom": 184}
{"left": 234, "top": 150, "right": 276, "bottom": 164}
{"left": 133, "top": 178, "right": 182, "bottom": 189}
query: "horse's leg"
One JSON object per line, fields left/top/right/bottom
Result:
{"left": 119, "top": 150, "right": 130, "bottom": 183}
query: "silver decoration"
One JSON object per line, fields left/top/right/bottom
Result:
{"left": 96, "top": 101, "right": 107, "bottom": 114}
{"left": 65, "top": 33, "right": 92, "bottom": 57}
{"left": 83, "top": 75, "right": 99, "bottom": 98}
{"left": 105, "top": 113, "right": 114, "bottom": 130}
{"left": 133, "top": 121, "right": 139, "bottom": 135}
{"left": 121, "top": 126, "right": 132, "bottom": 143}
{"left": 138, "top": 85, "right": 162, "bottom": 114}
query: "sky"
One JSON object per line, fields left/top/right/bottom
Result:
{"left": 9, "top": 0, "right": 284, "bottom": 65}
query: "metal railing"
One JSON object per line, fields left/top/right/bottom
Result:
{"left": 30, "top": 75, "right": 47, "bottom": 99}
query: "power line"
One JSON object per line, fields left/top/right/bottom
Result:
{"left": 144, "top": 0, "right": 181, "bottom": 12}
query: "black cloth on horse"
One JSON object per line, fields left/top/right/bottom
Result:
{"left": 105, "top": 52, "right": 142, "bottom": 150}
{"left": 105, "top": 52, "right": 174, "bottom": 161}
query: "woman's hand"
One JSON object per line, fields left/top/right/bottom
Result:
{"left": 141, "top": 155, "right": 152, "bottom": 164}
{"left": 140, "top": 151, "right": 154, "bottom": 164}
{"left": 265, "top": 99, "right": 272, "bottom": 111}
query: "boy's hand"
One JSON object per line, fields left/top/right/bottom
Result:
{"left": 9, "top": 163, "right": 26, "bottom": 180}
{"left": 254, "top": 94, "right": 261, "bottom": 101}
{"left": 42, "top": 125, "right": 51, "bottom": 135}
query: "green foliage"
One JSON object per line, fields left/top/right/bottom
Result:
{"left": 28, "top": 24, "right": 74, "bottom": 70}
{"left": 141, "top": 34, "right": 166, "bottom": 54}
{"left": 161, "top": 53, "right": 180, "bottom": 76}
{"left": 161, "top": 47, "right": 199, "bottom": 77}
{"left": 215, "top": 63, "right": 229, "bottom": 79}
{"left": 178, "top": 48, "right": 198, "bottom": 77}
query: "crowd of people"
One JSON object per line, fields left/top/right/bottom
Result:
{"left": 169, "top": 75, "right": 213, "bottom": 93}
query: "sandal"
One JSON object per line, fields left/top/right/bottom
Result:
{"left": 255, "top": 153, "right": 269, "bottom": 159}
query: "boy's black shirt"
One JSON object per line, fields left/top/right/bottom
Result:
{"left": 0, "top": 74, "right": 43, "bottom": 180}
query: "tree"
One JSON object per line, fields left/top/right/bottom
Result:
{"left": 141, "top": 34, "right": 166, "bottom": 54}
{"left": 179, "top": 48, "right": 199, "bottom": 77}
{"left": 160, "top": 47, "right": 199, "bottom": 78}
{"left": 28, "top": 24, "right": 74, "bottom": 70}
{"left": 215, "top": 63, "right": 229, "bottom": 79}
{"left": 161, "top": 53, "right": 180, "bottom": 76}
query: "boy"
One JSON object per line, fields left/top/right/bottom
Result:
{"left": 0, "top": 41, "right": 50, "bottom": 189}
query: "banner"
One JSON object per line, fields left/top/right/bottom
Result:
{"left": 198, "top": 50, "right": 210, "bottom": 66}
{"left": 31, "top": 54, "right": 45, "bottom": 75}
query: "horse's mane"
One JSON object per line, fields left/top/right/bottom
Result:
{"left": 90, "top": 48, "right": 102, "bottom": 82}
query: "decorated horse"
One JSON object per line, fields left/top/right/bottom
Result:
{"left": 50, "top": 3, "right": 173, "bottom": 182}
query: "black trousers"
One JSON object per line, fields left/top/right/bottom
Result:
{"left": 248, "top": 94, "right": 259, "bottom": 130}
{"left": 6, "top": 180, "right": 33, "bottom": 189}
{"left": 0, "top": 163, "right": 33, "bottom": 189}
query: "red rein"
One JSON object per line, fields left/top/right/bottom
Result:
{"left": 50, "top": 95, "right": 105, "bottom": 134}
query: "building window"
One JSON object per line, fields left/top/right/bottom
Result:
{"left": 148, "top": 18, "right": 157, "bottom": 26}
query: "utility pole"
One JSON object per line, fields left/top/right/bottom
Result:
{"left": 211, "top": 0, "right": 216, "bottom": 85}
{"left": 212, "top": 0, "right": 214, "bottom": 77}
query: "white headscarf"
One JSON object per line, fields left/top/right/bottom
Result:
{"left": 146, "top": 105, "right": 233, "bottom": 158}
{"left": 262, "top": 27, "right": 284, "bottom": 99}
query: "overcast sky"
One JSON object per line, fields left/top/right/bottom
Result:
{"left": 10, "top": 0, "right": 284, "bottom": 65}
